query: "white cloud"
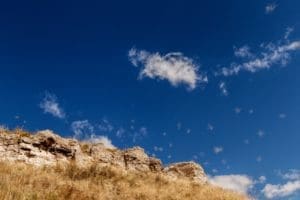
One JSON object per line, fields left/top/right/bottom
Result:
{"left": 257, "top": 130, "right": 265, "bottom": 138}
{"left": 71, "top": 120, "right": 115, "bottom": 148}
{"left": 279, "top": 169, "right": 300, "bottom": 181}
{"left": 132, "top": 126, "right": 147, "bottom": 142}
{"left": 71, "top": 120, "right": 94, "bottom": 139}
{"left": 219, "top": 81, "right": 228, "bottom": 96}
{"left": 128, "top": 48, "right": 208, "bottom": 90}
{"left": 234, "top": 45, "right": 253, "bottom": 58}
{"left": 213, "top": 146, "right": 223, "bottom": 154}
{"left": 98, "top": 119, "right": 114, "bottom": 132}
{"left": 285, "top": 27, "right": 294, "bottom": 40}
{"left": 207, "top": 123, "right": 214, "bottom": 131}
{"left": 153, "top": 146, "right": 163, "bottom": 152}
{"left": 86, "top": 134, "right": 115, "bottom": 149}
{"left": 256, "top": 156, "right": 263, "bottom": 163}
{"left": 262, "top": 181, "right": 300, "bottom": 199}
{"left": 39, "top": 92, "right": 65, "bottom": 119}
{"left": 265, "top": 3, "right": 278, "bottom": 14}
{"left": 258, "top": 176, "right": 267, "bottom": 184}
{"left": 221, "top": 39, "right": 300, "bottom": 76}
{"left": 279, "top": 113, "right": 287, "bottom": 119}
{"left": 116, "top": 127, "right": 125, "bottom": 138}
{"left": 234, "top": 107, "right": 241, "bottom": 114}
{"left": 177, "top": 122, "right": 182, "bottom": 130}
{"left": 208, "top": 174, "right": 254, "bottom": 194}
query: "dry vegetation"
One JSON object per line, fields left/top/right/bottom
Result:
{"left": 0, "top": 161, "right": 248, "bottom": 200}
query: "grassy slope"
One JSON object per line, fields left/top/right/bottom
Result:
{"left": 0, "top": 161, "right": 248, "bottom": 200}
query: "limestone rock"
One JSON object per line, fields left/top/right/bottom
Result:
{"left": 0, "top": 129, "right": 206, "bottom": 183}
{"left": 164, "top": 162, "right": 207, "bottom": 183}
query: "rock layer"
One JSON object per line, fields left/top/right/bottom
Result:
{"left": 0, "top": 129, "right": 207, "bottom": 184}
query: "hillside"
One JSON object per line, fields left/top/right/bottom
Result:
{"left": 0, "top": 128, "right": 248, "bottom": 200}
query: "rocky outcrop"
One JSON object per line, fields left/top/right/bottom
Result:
{"left": 0, "top": 129, "right": 207, "bottom": 184}
{"left": 164, "top": 162, "right": 207, "bottom": 183}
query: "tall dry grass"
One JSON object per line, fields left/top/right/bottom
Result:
{"left": 0, "top": 161, "right": 248, "bottom": 200}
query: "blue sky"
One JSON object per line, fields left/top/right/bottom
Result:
{"left": 0, "top": 0, "right": 300, "bottom": 199}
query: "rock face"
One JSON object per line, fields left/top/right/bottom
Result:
{"left": 0, "top": 129, "right": 206, "bottom": 184}
{"left": 164, "top": 162, "right": 207, "bottom": 183}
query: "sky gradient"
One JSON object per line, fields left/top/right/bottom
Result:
{"left": 0, "top": 0, "right": 300, "bottom": 199}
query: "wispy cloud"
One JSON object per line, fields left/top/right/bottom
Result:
{"left": 213, "top": 146, "right": 223, "bottom": 154}
{"left": 220, "top": 34, "right": 300, "bottom": 76}
{"left": 279, "top": 113, "right": 287, "bottom": 119}
{"left": 265, "top": 3, "right": 278, "bottom": 14}
{"left": 71, "top": 119, "right": 115, "bottom": 148}
{"left": 128, "top": 48, "right": 208, "bottom": 90}
{"left": 219, "top": 81, "right": 228, "bottom": 96}
{"left": 39, "top": 92, "right": 65, "bottom": 119}
{"left": 234, "top": 45, "right": 253, "bottom": 58}
{"left": 257, "top": 130, "right": 265, "bottom": 138}
{"left": 71, "top": 120, "right": 94, "bottom": 139}
{"left": 208, "top": 174, "right": 254, "bottom": 194}
{"left": 133, "top": 126, "right": 147, "bottom": 142}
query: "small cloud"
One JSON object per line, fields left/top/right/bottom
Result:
{"left": 162, "top": 132, "right": 167, "bottom": 136}
{"left": 153, "top": 146, "right": 164, "bottom": 152}
{"left": 213, "top": 146, "right": 223, "bottom": 154}
{"left": 244, "top": 139, "right": 250, "bottom": 145}
{"left": 258, "top": 176, "right": 267, "bottom": 184}
{"left": 257, "top": 130, "right": 265, "bottom": 138}
{"left": 221, "top": 159, "right": 227, "bottom": 165}
{"left": 71, "top": 120, "right": 94, "bottom": 139}
{"left": 256, "top": 156, "right": 263, "bottom": 163}
{"left": 234, "top": 45, "right": 253, "bottom": 58}
{"left": 98, "top": 119, "right": 114, "bottom": 132}
{"left": 249, "top": 109, "right": 254, "bottom": 114}
{"left": 116, "top": 127, "right": 125, "bottom": 138}
{"left": 279, "top": 113, "right": 287, "bottom": 119}
{"left": 71, "top": 120, "right": 115, "bottom": 148}
{"left": 219, "top": 81, "right": 229, "bottom": 96}
{"left": 133, "top": 126, "right": 147, "bottom": 142}
{"left": 234, "top": 107, "right": 241, "bottom": 114}
{"left": 265, "top": 3, "right": 278, "bottom": 14}
{"left": 39, "top": 92, "right": 65, "bottom": 119}
{"left": 207, "top": 123, "right": 214, "bottom": 131}
{"left": 128, "top": 48, "right": 208, "bottom": 90}
{"left": 285, "top": 27, "right": 294, "bottom": 40}
{"left": 86, "top": 135, "right": 115, "bottom": 149}
{"left": 186, "top": 129, "right": 191, "bottom": 134}
{"left": 208, "top": 174, "right": 254, "bottom": 195}
{"left": 279, "top": 169, "right": 300, "bottom": 181}
{"left": 177, "top": 122, "right": 182, "bottom": 131}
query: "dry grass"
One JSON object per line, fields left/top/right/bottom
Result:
{"left": 0, "top": 161, "right": 248, "bottom": 200}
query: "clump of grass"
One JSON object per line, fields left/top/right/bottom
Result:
{"left": 0, "top": 161, "right": 248, "bottom": 200}
{"left": 13, "top": 128, "right": 31, "bottom": 137}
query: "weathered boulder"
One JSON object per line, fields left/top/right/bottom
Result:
{"left": 164, "top": 162, "right": 207, "bottom": 183}
{"left": 123, "top": 147, "right": 163, "bottom": 172}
